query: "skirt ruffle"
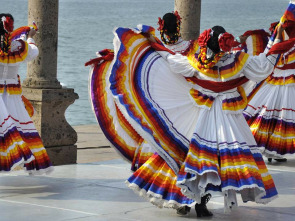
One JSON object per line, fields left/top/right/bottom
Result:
{"left": 88, "top": 53, "right": 154, "bottom": 171}
{"left": 0, "top": 91, "right": 53, "bottom": 174}
{"left": 127, "top": 153, "right": 195, "bottom": 209}
{"left": 244, "top": 83, "right": 295, "bottom": 158}
{"left": 176, "top": 99, "right": 277, "bottom": 208}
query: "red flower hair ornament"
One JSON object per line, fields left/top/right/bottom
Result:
{"left": 174, "top": 11, "right": 182, "bottom": 22}
{"left": 218, "top": 32, "right": 234, "bottom": 52}
{"left": 198, "top": 29, "right": 212, "bottom": 47}
{"left": 157, "top": 11, "right": 181, "bottom": 32}
{"left": 1, "top": 16, "right": 14, "bottom": 33}
{"left": 157, "top": 17, "right": 164, "bottom": 31}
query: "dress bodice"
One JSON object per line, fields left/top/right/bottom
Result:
{"left": 0, "top": 38, "right": 38, "bottom": 81}
{"left": 158, "top": 49, "right": 277, "bottom": 113}
{"left": 165, "top": 38, "right": 191, "bottom": 54}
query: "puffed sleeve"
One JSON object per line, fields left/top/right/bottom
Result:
{"left": 242, "top": 53, "right": 278, "bottom": 82}
{"left": 158, "top": 51, "right": 196, "bottom": 77}
{"left": 24, "top": 38, "right": 39, "bottom": 62}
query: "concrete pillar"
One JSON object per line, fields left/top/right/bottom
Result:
{"left": 174, "top": 0, "right": 201, "bottom": 40}
{"left": 23, "top": 0, "right": 78, "bottom": 165}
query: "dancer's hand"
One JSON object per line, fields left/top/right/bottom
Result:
{"left": 275, "top": 23, "right": 285, "bottom": 41}
{"left": 277, "top": 23, "right": 284, "bottom": 34}
{"left": 238, "top": 35, "right": 248, "bottom": 44}
{"left": 145, "top": 33, "right": 156, "bottom": 43}
{"left": 149, "top": 35, "right": 156, "bottom": 43}
{"left": 28, "top": 29, "right": 36, "bottom": 38}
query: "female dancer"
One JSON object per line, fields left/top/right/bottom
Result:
{"left": 108, "top": 21, "right": 285, "bottom": 212}
{"left": 0, "top": 13, "right": 53, "bottom": 174}
{"left": 87, "top": 12, "right": 204, "bottom": 216}
{"left": 244, "top": 21, "right": 295, "bottom": 163}
{"left": 157, "top": 11, "right": 194, "bottom": 55}
{"left": 126, "top": 12, "right": 208, "bottom": 217}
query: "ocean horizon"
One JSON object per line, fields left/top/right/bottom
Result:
{"left": 2, "top": 0, "right": 290, "bottom": 126}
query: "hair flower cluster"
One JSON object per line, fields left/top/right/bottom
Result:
{"left": 2, "top": 16, "right": 14, "bottom": 33}
{"left": 218, "top": 32, "right": 234, "bottom": 52}
{"left": 158, "top": 11, "right": 181, "bottom": 45}
{"left": 174, "top": 11, "right": 182, "bottom": 22}
{"left": 198, "top": 29, "right": 211, "bottom": 47}
{"left": 157, "top": 17, "right": 164, "bottom": 31}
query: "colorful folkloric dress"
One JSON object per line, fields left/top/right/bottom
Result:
{"left": 88, "top": 32, "right": 199, "bottom": 208}
{"left": 109, "top": 25, "right": 278, "bottom": 211}
{"left": 88, "top": 48, "right": 152, "bottom": 172}
{"left": 0, "top": 37, "right": 53, "bottom": 174}
{"left": 125, "top": 38, "right": 199, "bottom": 209}
{"left": 244, "top": 32, "right": 295, "bottom": 159}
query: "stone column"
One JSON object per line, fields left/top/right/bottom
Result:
{"left": 23, "top": 0, "right": 79, "bottom": 165}
{"left": 25, "top": 0, "right": 61, "bottom": 89}
{"left": 174, "top": 0, "right": 201, "bottom": 40}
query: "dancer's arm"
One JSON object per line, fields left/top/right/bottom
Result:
{"left": 148, "top": 34, "right": 196, "bottom": 77}
{"left": 243, "top": 24, "right": 284, "bottom": 82}
{"left": 158, "top": 52, "right": 196, "bottom": 77}
{"left": 25, "top": 29, "right": 39, "bottom": 62}
{"left": 243, "top": 53, "right": 277, "bottom": 82}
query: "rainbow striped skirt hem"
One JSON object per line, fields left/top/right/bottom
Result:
{"left": 244, "top": 81, "right": 295, "bottom": 158}
{"left": 0, "top": 80, "right": 53, "bottom": 174}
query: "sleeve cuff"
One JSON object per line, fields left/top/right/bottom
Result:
{"left": 157, "top": 51, "right": 170, "bottom": 60}
{"left": 27, "top": 38, "right": 36, "bottom": 44}
{"left": 273, "top": 39, "right": 281, "bottom": 45}
{"left": 266, "top": 54, "right": 279, "bottom": 66}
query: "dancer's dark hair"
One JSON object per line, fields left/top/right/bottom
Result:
{"left": 158, "top": 12, "right": 181, "bottom": 45}
{"left": 162, "top": 13, "right": 178, "bottom": 37}
{"left": 207, "top": 26, "right": 226, "bottom": 53}
{"left": 0, "top": 13, "right": 14, "bottom": 53}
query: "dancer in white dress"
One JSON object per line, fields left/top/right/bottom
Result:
{"left": 244, "top": 20, "right": 295, "bottom": 162}
{"left": 87, "top": 12, "right": 203, "bottom": 216}
{"left": 126, "top": 11, "right": 206, "bottom": 216}
{"left": 0, "top": 13, "right": 53, "bottom": 174}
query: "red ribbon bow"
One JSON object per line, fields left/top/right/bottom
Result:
{"left": 3, "top": 16, "right": 14, "bottom": 33}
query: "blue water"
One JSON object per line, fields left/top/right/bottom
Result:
{"left": 1, "top": 0, "right": 290, "bottom": 125}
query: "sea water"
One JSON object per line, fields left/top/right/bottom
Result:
{"left": 1, "top": 0, "right": 290, "bottom": 125}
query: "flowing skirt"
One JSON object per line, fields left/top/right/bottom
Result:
{"left": 0, "top": 87, "right": 53, "bottom": 174}
{"left": 88, "top": 49, "right": 195, "bottom": 208}
{"left": 127, "top": 153, "right": 195, "bottom": 209}
{"left": 244, "top": 83, "right": 295, "bottom": 158}
{"left": 89, "top": 52, "right": 152, "bottom": 170}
